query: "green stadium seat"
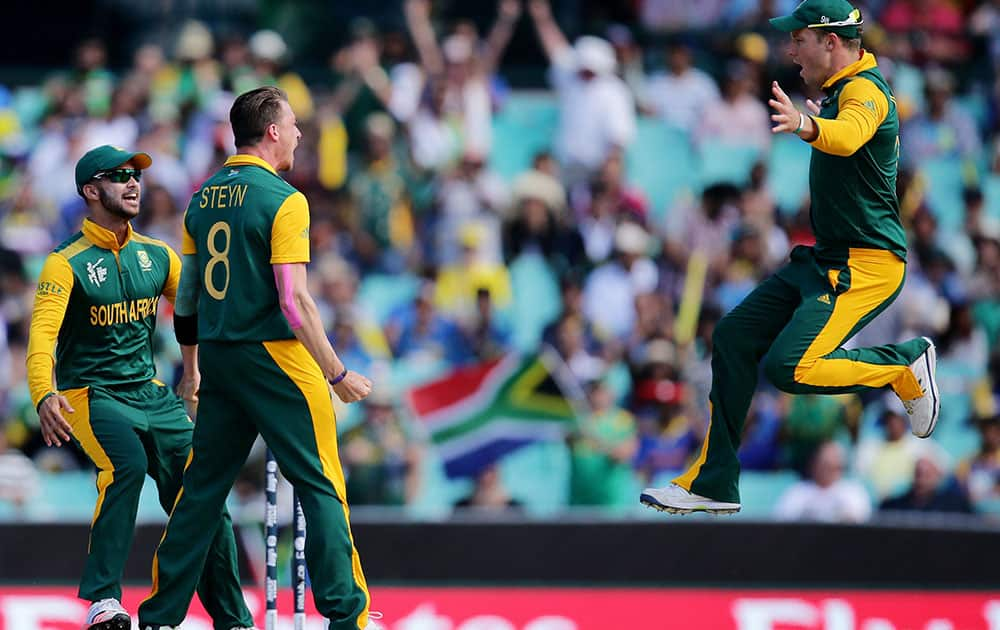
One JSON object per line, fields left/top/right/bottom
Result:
{"left": 490, "top": 92, "right": 559, "bottom": 181}
{"left": 508, "top": 253, "right": 562, "bottom": 352}
{"left": 357, "top": 273, "right": 421, "bottom": 325}
{"left": 919, "top": 158, "right": 966, "bottom": 233}
{"left": 698, "top": 140, "right": 762, "bottom": 188}
{"left": 626, "top": 118, "right": 697, "bottom": 224}
{"left": 768, "top": 134, "right": 812, "bottom": 216}
{"left": 982, "top": 174, "right": 1000, "bottom": 223}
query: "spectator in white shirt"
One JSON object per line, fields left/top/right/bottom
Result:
{"left": 583, "top": 222, "right": 658, "bottom": 341}
{"left": 642, "top": 41, "right": 721, "bottom": 133}
{"left": 775, "top": 441, "right": 872, "bottom": 524}
{"left": 528, "top": 0, "right": 636, "bottom": 183}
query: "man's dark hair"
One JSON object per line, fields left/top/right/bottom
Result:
{"left": 230, "top": 86, "right": 288, "bottom": 148}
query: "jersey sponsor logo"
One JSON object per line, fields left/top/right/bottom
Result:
{"left": 89, "top": 296, "right": 160, "bottom": 326}
{"left": 86, "top": 258, "right": 108, "bottom": 287}
{"left": 227, "top": 169, "right": 239, "bottom": 176}
{"left": 36, "top": 281, "right": 65, "bottom": 297}
{"left": 136, "top": 249, "right": 153, "bottom": 271}
{"left": 817, "top": 293, "right": 831, "bottom": 305}
{"left": 199, "top": 184, "right": 249, "bottom": 209}
{"left": 863, "top": 99, "right": 876, "bottom": 111}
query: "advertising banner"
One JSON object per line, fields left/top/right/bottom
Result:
{"left": 2, "top": 586, "right": 999, "bottom": 630}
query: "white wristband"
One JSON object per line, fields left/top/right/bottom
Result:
{"left": 794, "top": 112, "right": 805, "bottom": 135}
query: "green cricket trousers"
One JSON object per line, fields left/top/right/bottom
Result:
{"left": 62, "top": 379, "right": 252, "bottom": 629}
{"left": 138, "top": 339, "right": 371, "bottom": 630}
{"left": 675, "top": 246, "right": 930, "bottom": 503}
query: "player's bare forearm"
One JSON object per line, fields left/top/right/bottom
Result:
{"left": 275, "top": 263, "right": 344, "bottom": 380}
{"left": 291, "top": 289, "right": 345, "bottom": 380}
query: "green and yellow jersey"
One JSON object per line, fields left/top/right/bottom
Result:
{"left": 27, "top": 219, "right": 181, "bottom": 408}
{"left": 808, "top": 51, "right": 906, "bottom": 260}
{"left": 183, "top": 154, "right": 309, "bottom": 342}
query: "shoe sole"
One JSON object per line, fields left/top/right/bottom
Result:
{"left": 913, "top": 338, "right": 940, "bottom": 438}
{"left": 639, "top": 493, "right": 740, "bottom": 515}
{"left": 88, "top": 613, "right": 131, "bottom": 630}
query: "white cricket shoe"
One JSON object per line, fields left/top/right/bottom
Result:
{"left": 898, "top": 337, "right": 940, "bottom": 438}
{"left": 86, "top": 599, "right": 131, "bottom": 630}
{"left": 640, "top": 483, "right": 740, "bottom": 515}
{"left": 325, "top": 612, "right": 385, "bottom": 630}
{"left": 364, "top": 611, "right": 386, "bottom": 630}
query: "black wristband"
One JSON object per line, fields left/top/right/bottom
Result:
{"left": 329, "top": 369, "right": 348, "bottom": 386}
{"left": 174, "top": 312, "right": 198, "bottom": 346}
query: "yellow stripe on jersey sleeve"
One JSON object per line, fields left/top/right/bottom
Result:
{"left": 181, "top": 212, "right": 197, "bottom": 255}
{"left": 809, "top": 77, "right": 889, "bottom": 157}
{"left": 162, "top": 245, "right": 182, "bottom": 305}
{"left": 270, "top": 191, "right": 311, "bottom": 264}
{"left": 27, "top": 252, "right": 75, "bottom": 407}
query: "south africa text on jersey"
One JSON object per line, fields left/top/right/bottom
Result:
{"left": 199, "top": 184, "right": 249, "bottom": 209}
{"left": 90, "top": 296, "right": 161, "bottom": 326}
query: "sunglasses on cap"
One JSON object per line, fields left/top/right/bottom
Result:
{"left": 92, "top": 168, "right": 143, "bottom": 184}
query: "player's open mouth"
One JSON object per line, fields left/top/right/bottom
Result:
{"left": 123, "top": 192, "right": 139, "bottom": 204}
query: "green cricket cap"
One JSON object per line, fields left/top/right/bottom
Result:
{"left": 770, "top": 0, "right": 864, "bottom": 39}
{"left": 75, "top": 145, "right": 152, "bottom": 193}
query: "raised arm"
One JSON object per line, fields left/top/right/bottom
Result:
{"left": 481, "top": 0, "right": 522, "bottom": 76}
{"left": 405, "top": 0, "right": 445, "bottom": 76}
{"left": 527, "top": 0, "right": 570, "bottom": 62}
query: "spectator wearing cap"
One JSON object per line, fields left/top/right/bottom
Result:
{"left": 502, "top": 168, "right": 585, "bottom": 276}
{"left": 880, "top": 453, "right": 973, "bottom": 514}
{"left": 248, "top": 30, "right": 314, "bottom": 122}
{"left": 583, "top": 222, "right": 659, "bottom": 341}
{"left": 528, "top": 0, "right": 636, "bottom": 184}
{"left": 641, "top": 40, "right": 721, "bottom": 133}
{"left": 631, "top": 340, "right": 699, "bottom": 482}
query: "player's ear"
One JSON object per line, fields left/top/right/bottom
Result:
{"left": 267, "top": 122, "right": 280, "bottom": 142}
{"left": 81, "top": 182, "right": 101, "bottom": 202}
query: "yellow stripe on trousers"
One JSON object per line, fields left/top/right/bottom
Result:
{"left": 147, "top": 448, "right": 194, "bottom": 601}
{"left": 61, "top": 387, "right": 115, "bottom": 554}
{"left": 264, "top": 339, "right": 371, "bottom": 629}
{"left": 673, "top": 402, "right": 713, "bottom": 491}
{"left": 793, "top": 248, "right": 922, "bottom": 399}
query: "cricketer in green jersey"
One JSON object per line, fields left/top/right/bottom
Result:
{"left": 642, "top": 0, "right": 940, "bottom": 514}
{"left": 137, "top": 87, "right": 382, "bottom": 630}
{"left": 26, "top": 145, "right": 254, "bottom": 630}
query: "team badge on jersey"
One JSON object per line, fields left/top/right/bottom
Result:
{"left": 137, "top": 249, "right": 153, "bottom": 271}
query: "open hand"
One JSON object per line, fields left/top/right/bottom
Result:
{"left": 38, "top": 394, "right": 75, "bottom": 447}
{"left": 768, "top": 81, "right": 802, "bottom": 134}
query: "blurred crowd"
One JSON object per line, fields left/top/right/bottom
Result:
{"left": 1, "top": 0, "right": 1000, "bottom": 523}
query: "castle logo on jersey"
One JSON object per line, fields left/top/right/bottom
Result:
{"left": 136, "top": 250, "right": 152, "bottom": 271}
{"left": 87, "top": 258, "right": 108, "bottom": 287}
